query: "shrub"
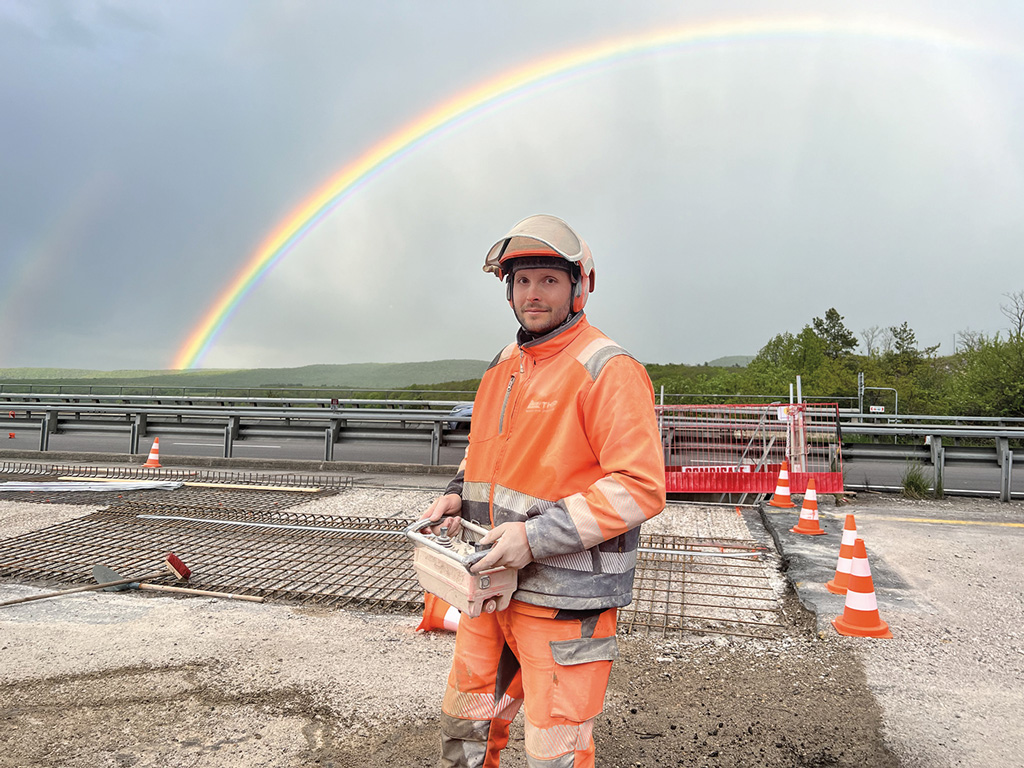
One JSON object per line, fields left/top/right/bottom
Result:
{"left": 901, "top": 462, "right": 931, "bottom": 499}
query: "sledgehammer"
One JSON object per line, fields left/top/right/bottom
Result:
{"left": 91, "top": 564, "right": 264, "bottom": 603}
{"left": 0, "top": 552, "right": 191, "bottom": 608}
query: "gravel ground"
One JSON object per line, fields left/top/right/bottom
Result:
{"left": 1, "top": 482, "right": 1022, "bottom": 767}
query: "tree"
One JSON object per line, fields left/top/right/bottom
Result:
{"left": 948, "top": 332, "right": 1024, "bottom": 416}
{"left": 883, "top": 321, "right": 940, "bottom": 379}
{"left": 860, "top": 325, "right": 882, "bottom": 357}
{"left": 1000, "top": 290, "right": 1024, "bottom": 341}
{"left": 812, "top": 308, "right": 858, "bottom": 359}
{"left": 890, "top": 321, "right": 918, "bottom": 356}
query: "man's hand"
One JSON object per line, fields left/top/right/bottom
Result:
{"left": 421, "top": 493, "right": 463, "bottom": 536}
{"left": 470, "top": 522, "right": 533, "bottom": 573}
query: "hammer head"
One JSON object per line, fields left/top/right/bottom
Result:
{"left": 165, "top": 552, "right": 191, "bottom": 581}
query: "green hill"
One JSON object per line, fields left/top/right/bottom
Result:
{"left": 704, "top": 355, "right": 753, "bottom": 368}
{"left": 0, "top": 360, "right": 489, "bottom": 389}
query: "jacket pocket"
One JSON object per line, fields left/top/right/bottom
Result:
{"left": 548, "top": 636, "right": 619, "bottom": 722}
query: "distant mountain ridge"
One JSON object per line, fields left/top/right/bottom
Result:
{"left": 704, "top": 355, "right": 753, "bottom": 367}
{"left": 0, "top": 360, "right": 490, "bottom": 389}
{"left": 0, "top": 355, "right": 751, "bottom": 389}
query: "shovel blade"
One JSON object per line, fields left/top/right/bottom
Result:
{"left": 91, "top": 564, "right": 136, "bottom": 592}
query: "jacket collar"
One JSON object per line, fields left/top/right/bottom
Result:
{"left": 517, "top": 312, "right": 588, "bottom": 359}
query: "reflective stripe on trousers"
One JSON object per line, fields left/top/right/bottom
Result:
{"left": 440, "top": 600, "right": 617, "bottom": 767}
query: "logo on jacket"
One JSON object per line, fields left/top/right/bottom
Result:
{"left": 525, "top": 399, "right": 557, "bottom": 412}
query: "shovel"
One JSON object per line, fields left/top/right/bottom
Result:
{"left": 91, "top": 564, "right": 264, "bottom": 603}
{"left": 0, "top": 552, "right": 190, "bottom": 608}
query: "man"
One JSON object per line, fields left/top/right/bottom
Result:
{"left": 423, "top": 214, "right": 666, "bottom": 767}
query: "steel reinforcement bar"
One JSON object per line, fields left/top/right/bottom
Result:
{"left": 0, "top": 506, "right": 784, "bottom": 639}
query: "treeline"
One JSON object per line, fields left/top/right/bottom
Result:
{"left": 643, "top": 295, "right": 1024, "bottom": 417}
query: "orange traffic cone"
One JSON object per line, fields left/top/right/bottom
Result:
{"left": 826, "top": 514, "right": 858, "bottom": 594}
{"left": 142, "top": 437, "right": 162, "bottom": 468}
{"left": 7, "top": 432, "right": 14, "bottom": 439}
{"left": 832, "top": 538, "right": 892, "bottom": 638}
{"left": 791, "top": 477, "right": 826, "bottom": 535}
{"left": 768, "top": 461, "right": 796, "bottom": 508}
{"left": 416, "top": 593, "right": 460, "bottom": 632}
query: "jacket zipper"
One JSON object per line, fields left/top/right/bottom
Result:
{"left": 498, "top": 373, "right": 516, "bottom": 433}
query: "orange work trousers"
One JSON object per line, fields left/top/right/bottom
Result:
{"left": 440, "top": 599, "right": 618, "bottom": 767}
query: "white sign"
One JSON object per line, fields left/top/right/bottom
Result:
{"left": 869, "top": 405, "right": 885, "bottom": 413}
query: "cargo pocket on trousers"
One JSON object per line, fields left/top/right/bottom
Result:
{"left": 549, "top": 636, "right": 619, "bottom": 722}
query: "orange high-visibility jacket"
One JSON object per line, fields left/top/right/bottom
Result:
{"left": 447, "top": 313, "right": 666, "bottom": 610}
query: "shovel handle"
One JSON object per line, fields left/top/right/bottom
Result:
{"left": 137, "top": 583, "right": 265, "bottom": 603}
{"left": 0, "top": 570, "right": 169, "bottom": 608}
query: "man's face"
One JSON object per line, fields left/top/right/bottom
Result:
{"left": 511, "top": 266, "right": 573, "bottom": 335}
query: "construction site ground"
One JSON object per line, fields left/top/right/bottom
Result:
{"left": 1, "top": 461, "right": 1022, "bottom": 768}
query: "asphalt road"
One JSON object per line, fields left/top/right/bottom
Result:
{"left": 773, "top": 492, "right": 1024, "bottom": 767}
{"left": 1, "top": 428, "right": 468, "bottom": 467}
{"left": 3, "top": 428, "right": 1021, "bottom": 498}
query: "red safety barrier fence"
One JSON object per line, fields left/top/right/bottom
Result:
{"left": 657, "top": 403, "right": 843, "bottom": 495}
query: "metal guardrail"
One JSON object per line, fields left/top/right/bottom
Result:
{"left": 840, "top": 422, "right": 1021, "bottom": 502}
{"left": 0, "top": 391, "right": 466, "bottom": 410}
{"left": 2, "top": 397, "right": 1021, "bottom": 499}
{"left": 3, "top": 403, "right": 470, "bottom": 466}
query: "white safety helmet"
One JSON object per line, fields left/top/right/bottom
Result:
{"left": 483, "top": 214, "right": 596, "bottom": 313}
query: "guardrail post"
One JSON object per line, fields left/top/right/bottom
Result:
{"left": 324, "top": 428, "right": 335, "bottom": 461}
{"left": 430, "top": 421, "right": 441, "bottom": 466}
{"left": 996, "top": 437, "right": 1009, "bottom": 467}
{"left": 38, "top": 412, "right": 55, "bottom": 451}
{"left": 131, "top": 413, "right": 147, "bottom": 454}
{"left": 223, "top": 425, "right": 234, "bottom": 458}
{"left": 1001, "top": 450, "right": 1013, "bottom": 502}
{"left": 929, "top": 435, "right": 944, "bottom": 494}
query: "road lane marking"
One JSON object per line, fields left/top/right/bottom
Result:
{"left": 171, "top": 442, "right": 282, "bottom": 449}
{"left": 837, "top": 514, "right": 1024, "bottom": 529}
{"left": 765, "top": 507, "right": 1024, "bottom": 528}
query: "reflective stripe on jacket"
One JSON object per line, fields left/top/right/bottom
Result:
{"left": 447, "top": 313, "right": 666, "bottom": 610}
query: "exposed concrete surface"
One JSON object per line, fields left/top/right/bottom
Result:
{"left": 1, "top": 463, "right": 1022, "bottom": 766}
{"left": 770, "top": 492, "right": 1024, "bottom": 768}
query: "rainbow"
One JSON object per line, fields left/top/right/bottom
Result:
{"left": 172, "top": 15, "right": 1001, "bottom": 369}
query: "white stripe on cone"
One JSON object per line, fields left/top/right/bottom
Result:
{"left": 443, "top": 605, "right": 460, "bottom": 632}
{"left": 844, "top": 589, "right": 879, "bottom": 612}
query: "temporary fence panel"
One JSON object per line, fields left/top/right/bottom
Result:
{"left": 658, "top": 403, "right": 843, "bottom": 494}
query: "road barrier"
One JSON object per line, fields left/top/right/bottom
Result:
{"left": 2, "top": 398, "right": 1021, "bottom": 499}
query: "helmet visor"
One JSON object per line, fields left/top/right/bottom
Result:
{"left": 484, "top": 214, "right": 586, "bottom": 275}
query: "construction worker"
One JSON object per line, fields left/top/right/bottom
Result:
{"left": 423, "top": 214, "right": 666, "bottom": 767}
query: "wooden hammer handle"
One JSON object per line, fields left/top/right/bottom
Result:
{"left": 137, "top": 583, "right": 265, "bottom": 603}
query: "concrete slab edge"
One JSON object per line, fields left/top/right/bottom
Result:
{"left": 0, "top": 449, "right": 460, "bottom": 476}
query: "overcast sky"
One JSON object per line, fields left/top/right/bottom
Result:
{"left": 2, "top": 0, "right": 1023, "bottom": 371}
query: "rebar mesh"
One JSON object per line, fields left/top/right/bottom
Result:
{"left": 0, "top": 460, "right": 354, "bottom": 490}
{"left": 0, "top": 488, "right": 785, "bottom": 638}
